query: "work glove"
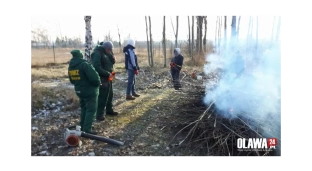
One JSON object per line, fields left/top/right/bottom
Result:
{"left": 170, "top": 62, "right": 175, "bottom": 67}
{"left": 135, "top": 70, "right": 139, "bottom": 75}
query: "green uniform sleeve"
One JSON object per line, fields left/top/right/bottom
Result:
{"left": 91, "top": 51, "right": 111, "bottom": 77}
{"left": 82, "top": 62, "right": 101, "bottom": 87}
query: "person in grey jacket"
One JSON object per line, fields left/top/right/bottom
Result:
{"left": 123, "top": 39, "right": 140, "bottom": 100}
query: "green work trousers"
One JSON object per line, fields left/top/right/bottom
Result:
{"left": 96, "top": 82, "right": 113, "bottom": 118}
{"left": 79, "top": 95, "right": 98, "bottom": 133}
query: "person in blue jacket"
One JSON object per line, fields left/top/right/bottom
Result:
{"left": 123, "top": 39, "right": 140, "bottom": 100}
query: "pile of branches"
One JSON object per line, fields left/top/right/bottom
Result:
{"left": 170, "top": 86, "right": 280, "bottom": 156}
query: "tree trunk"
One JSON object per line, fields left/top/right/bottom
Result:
{"left": 247, "top": 16, "right": 252, "bottom": 38}
{"left": 256, "top": 16, "right": 259, "bottom": 50}
{"left": 117, "top": 26, "right": 121, "bottom": 53}
{"left": 163, "top": 16, "right": 167, "bottom": 67}
{"left": 175, "top": 16, "right": 179, "bottom": 48}
{"left": 215, "top": 17, "right": 218, "bottom": 53}
{"left": 191, "top": 16, "right": 194, "bottom": 59}
{"left": 196, "top": 16, "right": 199, "bottom": 53}
{"left": 149, "top": 16, "right": 154, "bottom": 67}
{"left": 224, "top": 16, "right": 227, "bottom": 49}
{"left": 218, "top": 16, "right": 222, "bottom": 53}
{"left": 275, "top": 16, "right": 281, "bottom": 42}
{"left": 84, "top": 16, "right": 92, "bottom": 62}
{"left": 196, "top": 16, "right": 204, "bottom": 54}
{"left": 199, "top": 16, "right": 203, "bottom": 54}
{"left": 188, "top": 16, "right": 191, "bottom": 56}
{"left": 271, "top": 16, "right": 276, "bottom": 41}
{"left": 203, "top": 16, "right": 207, "bottom": 53}
{"left": 145, "top": 16, "right": 151, "bottom": 66}
{"left": 237, "top": 16, "right": 241, "bottom": 39}
{"left": 231, "top": 16, "right": 237, "bottom": 41}
{"left": 247, "top": 16, "right": 253, "bottom": 50}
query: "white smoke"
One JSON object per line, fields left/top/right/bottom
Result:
{"left": 203, "top": 39, "right": 281, "bottom": 139}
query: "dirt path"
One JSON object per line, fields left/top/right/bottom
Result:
{"left": 31, "top": 65, "right": 198, "bottom": 156}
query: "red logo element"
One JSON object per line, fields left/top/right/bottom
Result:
{"left": 268, "top": 138, "right": 277, "bottom": 148}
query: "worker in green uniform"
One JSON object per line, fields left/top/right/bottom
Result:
{"left": 91, "top": 41, "right": 118, "bottom": 121}
{"left": 68, "top": 50, "right": 100, "bottom": 135}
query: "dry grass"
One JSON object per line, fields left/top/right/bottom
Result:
{"left": 31, "top": 64, "right": 69, "bottom": 81}
{"left": 31, "top": 48, "right": 80, "bottom": 67}
{"left": 31, "top": 83, "right": 79, "bottom": 112}
{"left": 31, "top": 47, "right": 210, "bottom": 84}
{"left": 31, "top": 47, "right": 210, "bottom": 68}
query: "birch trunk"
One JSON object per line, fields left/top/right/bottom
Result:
{"left": 256, "top": 16, "right": 259, "bottom": 50}
{"left": 84, "top": 16, "right": 92, "bottom": 62}
{"left": 231, "top": 16, "right": 237, "bottom": 41}
{"left": 145, "top": 16, "right": 151, "bottom": 66}
{"left": 188, "top": 16, "right": 191, "bottom": 56}
{"left": 271, "top": 16, "right": 276, "bottom": 42}
{"left": 175, "top": 16, "right": 179, "bottom": 48}
{"left": 163, "top": 16, "right": 167, "bottom": 67}
{"left": 215, "top": 17, "right": 218, "bottom": 53}
{"left": 191, "top": 16, "right": 194, "bottom": 59}
{"left": 237, "top": 16, "right": 241, "bottom": 39}
{"left": 275, "top": 16, "right": 281, "bottom": 42}
{"left": 149, "top": 16, "right": 154, "bottom": 67}
{"left": 203, "top": 16, "right": 207, "bottom": 53}
{"left": 224, "top": 16, "right": 227, "bottom": 50}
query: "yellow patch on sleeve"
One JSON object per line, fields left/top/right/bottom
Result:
{"left": 69, "top": 70, "right": 80, "bottom": 81}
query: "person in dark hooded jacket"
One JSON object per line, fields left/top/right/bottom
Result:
{"left": 123, "top": 39, "right": 140, "bottom": 100}
{"left": 170, "top": 48, "right": 184, "bottom": 90}
{"left": 91, "top": 41, "right": 119, "bottom": 122}
{"left": 68, "top": 50, "right": 100, "bottom": 134}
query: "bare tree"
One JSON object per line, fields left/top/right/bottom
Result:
{"left": 188, "top": 16, "right": 191, "bottom": 56}
{"left": 246, "top": 15, "right": 253, "bottom": 47}
{"left": 176, "top": 16, "right": 179, "bottom": 48}
{"left": 145, "top": 16, "right": 151, "bottom": 66}
{"left": 247, "top": 16, "right": 252, "bottom": 39}
{"left": 196, "top": 17, "right": 199, "bottom": 53}
{"left": 215, "top": 16, "right": 218, "bottom": 52}
{"left": 237, "top": 16, "right": 241, "bottom": 39}
{"left": 149, "top": 16, "right": 154, "bottom": 67}
{"left": 256, "top": 16, "right": 259, "bottom": 50}
{"left": 163, "top": 16, "right": 167, "bottom": 67}
{"left": 31, "top": 28, "right": 50, "bottom": 48}
{"left": 247, "top": 16, "right": 253, "bottom": 51}
{"left": 271, "top": 16, "right": 276, "bottom": 41}
{"left": 104, "top": 31, "right": 113, "bottom": 41}
{"left": 224, "top": 16, "right": 227, "bottom": 49}
{"left": 191, "top": 16, "right": 194, "bottom": 59}
{"left": 203, "top": 16, "right": 207, "bottom": 52}
{"left": 196, "top": 16, "right": 204, "bottom": 54}
{"left": 275, "top": 16, "right": 281, "bottom": 42}
{"left": 84, "top": 16, "right": 92, "bottom": 62}
{"left": 31, "top": 30, "right": 38, "bottom": 48}
{"left": 218, "top": 16, "right": 222, "bottom": 53}
{"left": 117, "top": 25, "right": 121, "bottom": 53}
{"left": 170, "top": 16, "right": 179, "bottom": 48}
{"left": 31, "top": 28, "right": 49, "bottom": 48}
{"left": 231, "top": 16, "right": 237, "bottom": 41}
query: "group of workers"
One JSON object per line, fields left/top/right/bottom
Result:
{"left": 68, "top": 39, "right": 184, "bottom": 134}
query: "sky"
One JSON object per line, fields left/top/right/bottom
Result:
{"left": 31, "top": 16, "right": 279, "bottom": 43}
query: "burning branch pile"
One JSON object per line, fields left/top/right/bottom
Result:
{"left": 170, "top": 76, "right": 280, "bottom": 156}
